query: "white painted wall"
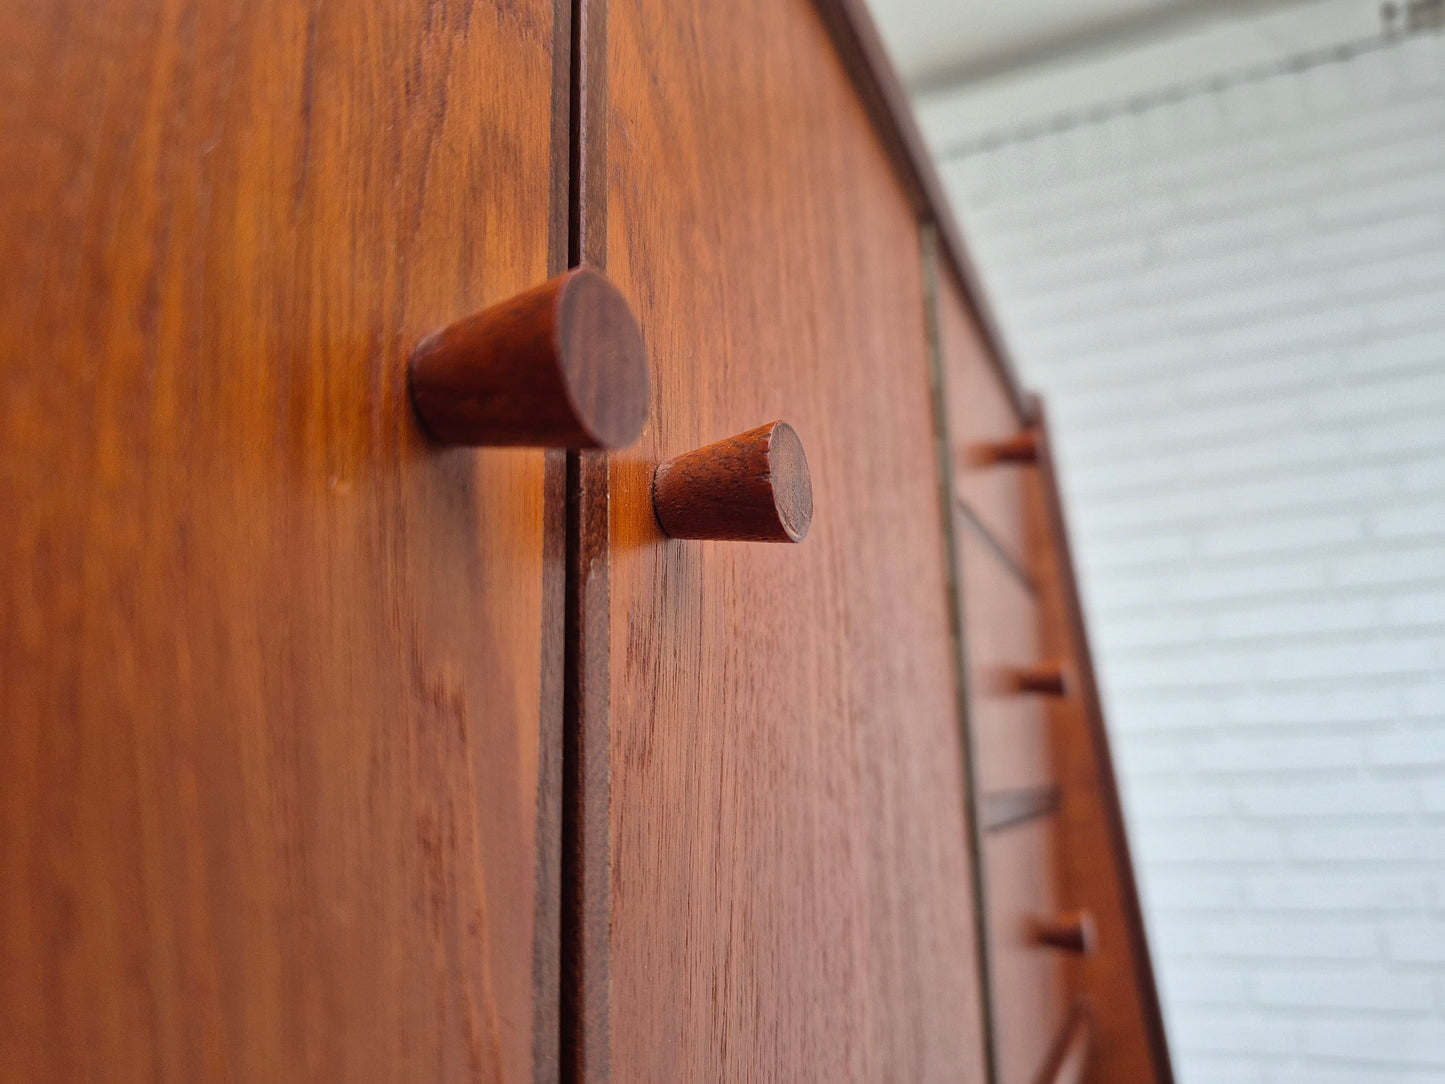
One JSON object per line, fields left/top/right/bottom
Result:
{"left": 924, "top": 29, "right": 1445, "bottom": 1084}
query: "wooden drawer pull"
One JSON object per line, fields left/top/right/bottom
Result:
{"left": 1033, "top": 910, "right": 1096, "bottom": 954}
{"left": 1011, "top": 662, "right": 1070, "bottom": 698}
{"left": 653, "top": 421, "right": 813, "bottom": 543}
{"left": 408, "top": 267, "right": 650, "bottom": 448}
{"left": 975, "top": 427, "right": 1039, "bottom": 465}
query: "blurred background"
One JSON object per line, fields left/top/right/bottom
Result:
{"left": 862, "top": 1, "right": 1445, "bottom": 1080}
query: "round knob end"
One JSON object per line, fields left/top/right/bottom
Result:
{"left": 1011, "top": 662, "right": 1071, "bottom": 698}
{"left": 408, "top": 267, "right": 650, "bottom": 448}
{"left": 1033, "top": 910, "right": 1097, "bottom": 954}
{"left": 652, "top": 421, "right": 813, "bottom": 543}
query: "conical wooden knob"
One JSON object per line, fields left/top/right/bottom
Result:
{"left": 1033, "top": 910, "right": 1096, "bottom": 954}
{"left": 975, "top": 428, "right": 1039, "bottom": 466}
{"left": 1012, "top": 662, "right": 1070, "bottom": 698}
{"left": 408, "top": 267, "right": 650, "bottom": 448}
{"left": 652, "top": 421, "right": 813, "bottom": 543}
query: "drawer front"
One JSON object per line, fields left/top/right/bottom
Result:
{"left": 985, "top": 819, "right": 1071, "bottom": 1084}
{"left": 939, "top": 269, "right": 1034, "bottom": 574}
{"left": 960, "top": 526, "right": 1056, "bottom": 792}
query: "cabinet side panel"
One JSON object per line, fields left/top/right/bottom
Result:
{"left": 1026, "top": 413, "right": 1174, "bottom": 1084}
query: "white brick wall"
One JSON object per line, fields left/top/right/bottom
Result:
{"left": 928, "top": 31, "right": 1445, "bottom": 1084}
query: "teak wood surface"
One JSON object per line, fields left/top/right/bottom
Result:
{"left": 591, "top": 0, "right": 990, "bottom": 1078}
{"left": 0, "top": 0, "right": 567, "bottom": 1079}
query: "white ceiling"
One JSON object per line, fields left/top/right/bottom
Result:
{"left": 863, "top": 0, "right": 1199, "bottom": 87}
{"left": 866, "top": 0, "right": 1383, "bottom": 143}
{"left": 862, "top": 0, "right": 1343, "bottom": 90}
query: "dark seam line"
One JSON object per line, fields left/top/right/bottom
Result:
{"left": 955, "top": 497, "right": 1038, "bottom": 594}
{"left": 980, "top": 786, "right": 1062, "bottom": 833}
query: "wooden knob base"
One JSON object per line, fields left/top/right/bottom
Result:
{"left": 1033, "top": 910, "right": 1097, "bottom": 954}
{"left": 974, "top": 428, "right": 1039, "bottom": 466}
{"left": 408, "top": 267, "right": 649, "bottom": 448}
{"left": 652, "top": 421, "right": 813, "bottom": 543}
{"left": 1012, "top": 662, "right": 1070, "bottom": 698}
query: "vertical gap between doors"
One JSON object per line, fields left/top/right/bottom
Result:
{"left": 534, "top": 0, "right": 575, "bottom": 1077}
{"left": 561, "top": 0, "right": 611, "bottom": 1080}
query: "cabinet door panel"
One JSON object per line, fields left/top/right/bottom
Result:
{"left": 597, "top": 1, "right": 988, "bottom": 1080}
{"left": 0, "top": 2, "right": 564, "bottom": 1080}
{"left": 1025, "top": 421, "right": 1175, "bottom": 1084}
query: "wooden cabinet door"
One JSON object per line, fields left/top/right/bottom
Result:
{"left": 0, "top": 1, "right": 566, "bottom": 1079}
{"left": 566, "top": 1, "right": 990, "bottom": 1079}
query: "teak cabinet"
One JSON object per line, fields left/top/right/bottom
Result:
{"left": 0, "top": 1, "right": 1170, "bottom": 1082}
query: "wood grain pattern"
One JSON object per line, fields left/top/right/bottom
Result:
{"left": 595, "top": 0, "right": 989, "bottom": 1078}
{"left": 1026, "top": 402, "right": 1175, "bottom": 1084}
{"left": 0, "top": 0, "right": 567, "bottom": 1079}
